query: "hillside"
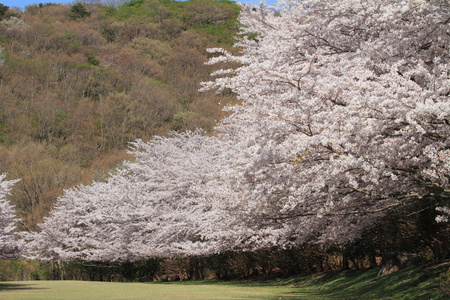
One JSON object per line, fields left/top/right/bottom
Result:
{"left": 0, "top": 0, "right": 240, "bottom": 230}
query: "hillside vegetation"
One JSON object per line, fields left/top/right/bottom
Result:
{"left": 0, "top": 0, "right": 239, "bottom": 230}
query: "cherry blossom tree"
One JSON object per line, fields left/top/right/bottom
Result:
{"left": 0, "top": 174, "right": 20, "bottom": 258}
{"left": 26, "top": 131, "right": 263, "bottom": 261}
{"left": 202, "top": 0, "right": 450, "bottom": 244}
{"left": 27, "top": 0, "right": 450, "bottom": 261}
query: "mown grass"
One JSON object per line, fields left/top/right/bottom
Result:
{"left": 0, "top": 261, "right": 448, "bottom": 299}
{"left": 0, "top": 280, "right": 310, "bottom": 300}
{"left": 254, "top": 260, "right": 450, "bottom": 300}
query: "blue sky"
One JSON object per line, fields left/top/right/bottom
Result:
{"left": 1, "top": 0, "right": 277, "bottom": 11}
{"left": 2, "top": 0, "right": 69, "bottom": 10}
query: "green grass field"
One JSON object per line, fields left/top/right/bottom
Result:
{"left": 1, "top": 262, "right": 448, "bottom": 299}
{"left": 0, "top": 280, "right": 309, "bottom": 300}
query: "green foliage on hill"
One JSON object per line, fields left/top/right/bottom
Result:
{"left": 0, "top": 4, "right": 9, "bottom": 20}
{"left": 0, "top": 0, "right": 240, "bottom": 230}
{"left": 68, "top": 3, "right": 91, "bottom": 20}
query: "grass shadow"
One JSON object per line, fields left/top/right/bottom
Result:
{"left": 315, "top": 262, "right": 449, "bottom": 300}
{"left": 0, "top": 282, "right": 47, "bottom": 292}
{"left": 232, "top": 261, "right": 448, "bottom": 299}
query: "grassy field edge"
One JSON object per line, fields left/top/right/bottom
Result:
{"left": 1, "top": 261, "right": 449, "bottom": 299}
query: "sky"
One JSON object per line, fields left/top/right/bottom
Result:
{"left": 2, "top": 0, "right": 70, "bottom": 10}
{"left": 1, "top": 0, "right": 277, "bottom": 11}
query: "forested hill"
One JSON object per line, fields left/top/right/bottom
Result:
{"left": 0, "top": 0, "right": 240, "bottom": 230}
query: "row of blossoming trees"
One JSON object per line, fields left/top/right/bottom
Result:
{"left": 1, "top": 0, "right": 449, "bottom": 266}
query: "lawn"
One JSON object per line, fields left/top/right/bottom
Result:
{"left": 0, "top": 262, "right": 448, "bottom": 299}
{"left": 0, "top": 280, "right": 313, "bottom": 300}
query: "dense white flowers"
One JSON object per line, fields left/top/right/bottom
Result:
{"left": 25, "top": 132, "right": 280, "bottom": 261}
{"left": 0, "top": 174, "right": 20, "bottom": 258}
{"left": 435, "top": 207, "right": 450, "bottom": 223}
{"left": 203, "top": 0, "right": 450, "bottom": 243}
{"left": 28, "top": 0, "right": 449, "bottom": 261}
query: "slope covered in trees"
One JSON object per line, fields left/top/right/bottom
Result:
{"left": 0, "top": 0, "right": 240, "bottom": 230}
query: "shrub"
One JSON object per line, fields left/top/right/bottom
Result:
{"left": 68, "top": 3, "right": 91, "bottom": 20}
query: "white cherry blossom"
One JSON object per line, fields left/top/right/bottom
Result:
{"left": 0, "top": 174, "right": 20, "bottom": 258}
{"left": 202, "top": 0, "right": 450, "bottom": 244}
